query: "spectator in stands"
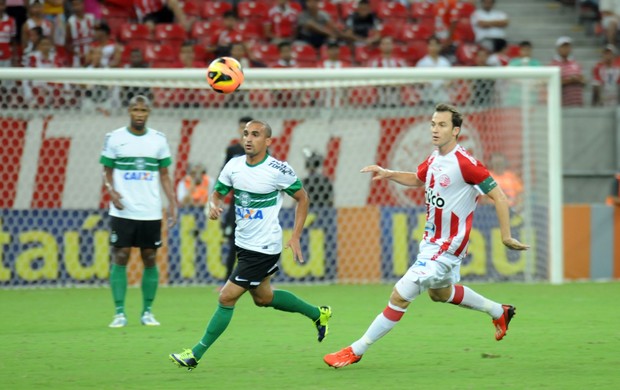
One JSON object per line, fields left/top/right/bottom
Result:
{"left": 212, "top": 11, "right": 239, "bottom": 58}
{"left": 434, "top": 0, "right": 459, "bottom": 45}
{"left": 297, "top": 0, "right": 342, "bottom": 49}
{"left": 341, "top": 0, "right": 381, "bottom": 46}
{"left": 607, "top": 172, "right": 620, "bottom": 206}
{"left": 470, "top": 0, "right": 509, "bottom": 54}
{"left": 127, "top": 47, "right": 147, "bottom": 69}
{"left": 367, "top": 36, "right": 407, "bottom": 67}
{"left": 90, "top": 22, "right": 120, "bottom": 67}
{"left": 5, "top": 1, "right": 26, "bottom": 46}
{"left": 302, "top": 148, "right": 333, "bottom": 208}
{"left": 550, "top": 36, "right": 585, "bottom": 107}
{"left": 486, "top": 39, "right": 509, "bottom": 66}
{"left": 471, "top": 46, "right": 495, "bottom": 106}
{"left": 21, "top": 24, "right": 42, "bottom": 65}
{"left": 599, "top": 0, "right": 620, "bottom": 47}
{"left": 176, "top": 41, "right": 205, "bottom": 68}
{"left": 508, "top": 41, "right": 542, "bottom": 66}
{"left": 21, "top": 0, "right": 53, "bottom": 50}
{"left": 176, "top": 163, "right": 213, "bottom": 208}
{"left": 65, "top": 0, "right": 95, "bottom": 67}
{"left": 229, "top": 42, "right": 266, "bottom": 68}
{"left": 320, "top": 40, "right": 349, "bottom": 68}
{"left": 122, "top": 48, "right": 152, "bottom": 106}
{"left": 416, "top": 36, "right": 452, "bottom": 105}
{"left": 23, "top": 35, "right": 65, "bottom": 104}
{"left": 592, "top": 44, "right": 620, "bottom": 106}
{"left": 133, "top": 0, "right": 188, "bottom": 31}
{"left": 0, "top": 0, "right": 17, "bottom": 67}
{"left": 265, "top": 0, "right": 299, "bottom": 44}
{"left": 273, "top": 40, "right": 297, "bottom": 67}
{"left": 42, "top": 0, "right": 65, "bottom": 46}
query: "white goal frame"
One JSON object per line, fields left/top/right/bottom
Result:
{"left": 0, "top": 67, "right": 563, "bottom": 284}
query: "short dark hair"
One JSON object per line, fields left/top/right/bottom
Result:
{"left": 239, "top": 116, "right": 253, "bottom": 124}
{"left": 278, "top": 41, "right": 291, "bottom": 50}
{"left": 435, "top": 103, "right": 463, "bottom": 128}
{"left": 246, "top": 120, "right": 272, "bottom": 138}
{"left": 223, "top": 10, "right": 236, "bottom": 18}
{"left": 519, "top": 40, "right": 532, "bottom": 48}
{"left": 95, "top": 22, "right": 111, "bottom": 35}
{"left": 427, "top": 35, "right": 440, "bottom": 45}
{"left": 128, "top": 95, "right": 151, "bottom": 109}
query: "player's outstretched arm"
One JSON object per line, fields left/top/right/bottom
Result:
{"left": 360, "top": 165, "right": 424, "bottom": 187}
{"left": 486, "top": 186, "right": 530, "bottom": 251}
{"left": 286, "top": 188, "right": 309, "bottom": 264}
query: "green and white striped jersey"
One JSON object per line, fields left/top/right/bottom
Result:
{"left": 215, "top": 154, "right": 303, "bottom": 255}
{"left": 100, "top": 127, "right": 172, "bottom": 220}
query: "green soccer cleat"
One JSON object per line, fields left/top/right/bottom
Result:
{"left": 169, "top": 349, "right": 199, "bottom": 371}
{"left": 314, "top": 306, "right": 332, "bottom": 342}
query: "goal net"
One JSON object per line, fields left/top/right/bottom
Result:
{"left": 0, "top": 67, "right": 562, "bottom": 287}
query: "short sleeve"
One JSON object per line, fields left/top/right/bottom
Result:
{"left": 416, "top": 154, "right": 434, "bottom": 182}
{"left": 215, "top": 160, "right": 234, "bottom": 195}
{"left": 99, "top": 133, "right": 115, "bottom": 167}
{"left": 274, "top": 161, "right": 300, "bottom": 194}
{"left": 455, "top": 150, "right": 497, "bottom": 194}
{"left": 157, "top": 133, "right": 172, "bottom": 168}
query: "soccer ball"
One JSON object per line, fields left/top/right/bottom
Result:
{"left": 206, "top": 57, "right": 244, "bottom": 94}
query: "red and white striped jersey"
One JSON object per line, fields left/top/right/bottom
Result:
{"left": 549, "top": 56, "right": 584, "bottom": 106}
{"left": 67, "top": 13, "right": 95, "bottom": 64}
{"left": 134, "top": 0, "right": 166, "bottom": 22}
{"left": 25, "top": 50, "right": 64, "bottom": 68}
{"left": 91, "top": 39, "right": 117, "bottom": 67}
{"left": 592, "top": 61, "right": 620, "bottom": 106}
{"left": 0, "top": 14, "right": 16, "bottom": 60}
{"left": 416, "top": 145, "right": 496, "bottom": 258}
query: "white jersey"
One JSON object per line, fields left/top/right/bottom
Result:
{"left": 416, "top": 145, "right": 496, "bottom": 258}
{"left": 100, "top": 127, "right": 172, "bottom": 220}
{"left": 215, "top": 154, "right": 302, "bottom": 255}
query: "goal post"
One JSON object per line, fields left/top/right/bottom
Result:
{"left": 0, "top": 66, "right": 563, "bottom": 286}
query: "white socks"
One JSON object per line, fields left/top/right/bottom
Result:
{"left": 448, "top": 284, "right": 503, "bottom": 319}
{"left": 351, "top": 302, "right": 406, "bottom": 356}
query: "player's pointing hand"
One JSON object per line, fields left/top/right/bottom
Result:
{"left": 360, "top": 165, "right": 391, "bottom": 181}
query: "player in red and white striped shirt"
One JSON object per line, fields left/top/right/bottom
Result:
{"left": 265, "top": 0, "right": 299, "bottom": 43}
{"left": 0, "top": 0, "right": 17, "bottom": 67}
{"left": 324, "top": 103, "right": 529, "bottom": 368}
{"left": 65, "top": 0, "right": 95, "bottom": 67}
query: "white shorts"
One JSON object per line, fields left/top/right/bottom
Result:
{"left": 395, "top": 241, "right": 462, "bottom": 301}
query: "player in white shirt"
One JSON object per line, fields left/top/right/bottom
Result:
{"left": 324, "top": 103, "right": 529, "bottom": 368}
{"left": 170, "top": 120, "right": 332, "bottom": 371}
{"left": 100, "top": 95, "right": 177, "bottom": 328}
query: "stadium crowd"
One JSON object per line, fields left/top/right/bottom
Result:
{"left": 0, "top": 0, "right": 619, "bottom": 107}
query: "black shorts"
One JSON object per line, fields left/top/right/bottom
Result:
{"left": 110, "top": 216, "right": 162, "bottom": 249}
{"left": 229, "top": 246, "right": 280, "bottom": 289}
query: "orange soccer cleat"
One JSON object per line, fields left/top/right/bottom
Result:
{"left": 323, "top": 346, "right": 362, "bottom": 368}
{"left": 493, "top": 304, "right": 516, "bottom": 341}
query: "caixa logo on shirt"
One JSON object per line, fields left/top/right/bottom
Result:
{"left": 425, "top": 187, "right": 445, "bottom": 208}
{"left": 235, "top": 206, "right": 263, "bottom": 220}
{"left": 123, "top": 172, "right": 154, "bottom": 181}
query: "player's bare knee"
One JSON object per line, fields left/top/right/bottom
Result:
{"left": 140, "top": 248, "right": 157, "bottom": 267}
{"left": 251, "top": 295, "right": 271, "bottom": 307}
{"left": 112, "top": 248, "right": 130, "bottom": 266}
{"left": 428, "top": 288, "right": 451, "bottom": 302}
{"left": 389, "top": 288, "right": 409, "bottom": 309}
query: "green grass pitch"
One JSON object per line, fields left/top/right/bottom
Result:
{"left": 1, "top": 282, "right": 619, "bottom": 389}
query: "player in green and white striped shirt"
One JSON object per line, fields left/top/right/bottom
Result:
{"left": 170, "top": 120, "right": 332, "bottom": 371}
{"left": 100, "top": 95, "right": 177, "bottom": 328}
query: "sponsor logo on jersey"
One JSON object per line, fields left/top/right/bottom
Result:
{"left": 238, "top": 191, "right": 251, "bottom": 207}
{"left": 123, "top": 171, "right": 154, "bottom": 181}
{"left": 268, "top": 160, "right": 295, "bottom": 176}
{"left": 235, "top": 206, "right": 263, "bottom": 220}
{"left": 425, "top": 187, "right": 445, "bottom": 208}
{"left": 424, "top": 221, "right": 436, "bottom": 236}
{"left": 438, "top": 174, "right": 451, "bottom": 187}
{"left": 135, "top": 158, "right": 146, "bottom": 170}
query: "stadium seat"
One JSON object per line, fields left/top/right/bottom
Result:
{"left": 200, "top": 1, "right": 233, "bottom": 20}
{"left": 118, "top": 23, "right": 152, "bottom": 43}
{"left": 353, "top": 45, "right": 380, "bottom": 65}
{"left": 291, "top": 43, "right": 318, "bottom": 67}
{"left": 182, "top": 0, "right": 201, "bottom": 18}
{"left": 236, "top": 21, "right": 265, "bottom": 41}
{"left": 144, "top": 44, "right": 179, "bottom": 64}
{"left": 374, "top": 23, "right": 402, "bottom": 39}
{"left": 120, "top": 42, "right": 148, "bottom": 65}
{"left": 339, "top": 1, "right": 356, "bottom": 20}
{"left": 251, "top": 43, "right": 280, "bottom": 63}
{"left": 396, "top": 41, "right": 428, "bottom": 64}
{"left": 398, "top": 22, "right": 434, "bottom": 43}
{"left": 319, "top": 44, "right": 352, "bottom": 62}
{"left": 237, "top": 1, "right": 269, "bottom": 21}
{"left": 455, "top": 43, "right": 479, "bottom": 65}
{"left": 193, "top": 44, "right": 213, "bottom": 63}
{"left": 154, "top": 24, "right": 187, "bottom": 45}
{"left": 190, "top": 20, "right": 225, "bottom": 43}
{"left": 319, "top": 1, "right": 340, "bottom": 21}
{"left": 450, "top": 1, "right": 476, "bottom": 19}
{"left": 453, "top": 18, "right": 476, "bottom": 43}
{"left": 376, "top": 1, "right": 408, "bottom": 21}
{"left": 506, "top": 44, "right": 521, "bottom": 59}
{"left": 410, "top": 0, "right": 435, "bottom": 22}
